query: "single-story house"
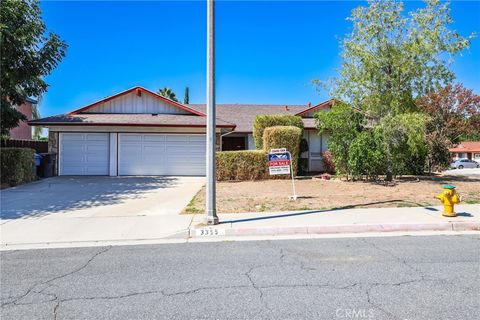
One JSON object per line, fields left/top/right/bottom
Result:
{"left": 29, "top": 86, "right": 333, "bottom": 176}
{"left": 449, "top": 141, "right": 480, "bottom": 163}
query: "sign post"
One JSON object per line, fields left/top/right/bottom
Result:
{"left": 268, "top": 148, "right": 298, "bottom": 200}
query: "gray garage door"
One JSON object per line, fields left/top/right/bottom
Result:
{"left": 59, "top": 133, "right": 110, "bottom": 175}
{"left": 118, "top": 133, "right": 206, "bottom": 176}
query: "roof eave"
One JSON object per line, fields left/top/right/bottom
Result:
{"left": 295, "top": 99, "right": 335, "bottom": 116}
{"left": 28, "top": 121, "right": 236, "bottom": 129}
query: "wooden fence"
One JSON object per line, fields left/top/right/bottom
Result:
{"left": 1, "top": 139, "right": 48, "bottom": 153}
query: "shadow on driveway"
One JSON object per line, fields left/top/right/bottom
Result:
{"left": 0, "top": 176, "right": 179, "bottom": 220}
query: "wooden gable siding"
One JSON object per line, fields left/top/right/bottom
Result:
{"left": 82, "top": 91, "right": 190, "bottom": 115}
{"left": 301, "top": 105, "right": 331, "bottom": 118}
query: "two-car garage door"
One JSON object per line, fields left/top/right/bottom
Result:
{"left": 59, "top": 133, "right": 206, "bottom": 176}
{"left": 118, "top": 133, "right": 205, "bottom": 176}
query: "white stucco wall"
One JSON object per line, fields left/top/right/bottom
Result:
{"left": 247, "top": 134, "right": 256, "bottom": 150}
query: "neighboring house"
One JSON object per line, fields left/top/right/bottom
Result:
{"left": 449, "top": 141, "right": 480, "bottom": 163}
{"left": 9, "top": 98, "right": 37, "bottom": 140}
{"left": 29, "top": 86, "right": 332, "bottom": 176}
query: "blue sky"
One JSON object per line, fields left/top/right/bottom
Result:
{"left": 39, "top": 1, "right": 480, "bottom": 116}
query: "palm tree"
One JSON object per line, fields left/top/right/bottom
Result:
{"left": 158, "top": 87, "right": 178, "bottom": 102}
{"left": 183, "top": 86, "right": 189, "bottom": 104}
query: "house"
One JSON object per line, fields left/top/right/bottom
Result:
{"left": 9, "top": 98, "right": 37, "bottom": 140}
{"left": 449, "top": 141, "right": 480, "bottom": 163}
{"left": 29, "top": 86, "right": 332, "bottom": 176}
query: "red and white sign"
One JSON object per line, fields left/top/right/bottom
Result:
{"left": 268, "top": 152, "right": 291, "bottom": 175}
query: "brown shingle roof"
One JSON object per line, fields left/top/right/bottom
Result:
{"left": 29, "top": 113, "right": 235, "bottom": 128}
{"left": 30, "top": 103, "right": 323, "bottom": 131}
{"left": 189, "top": 104, "right": 312, "bottom": 132}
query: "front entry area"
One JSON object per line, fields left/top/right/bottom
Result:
{"left": 222, "top": 136, "right": 246, "bottom": 151}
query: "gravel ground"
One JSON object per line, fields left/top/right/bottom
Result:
{"left": 185, "top": 175, "right": 480, "bottom": 214}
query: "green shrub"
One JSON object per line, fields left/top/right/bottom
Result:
{"left": 253, "top": 114, "right": 304, "bottom": 149}
{"left": 263, "top": 126, "right": 302, "bottom": 175}
{"left": 1, "top": 148, "right": 36, "bottom": 187}
{"left": 348, "top": 131, "right": 385, "bottom": 179}
{"left": 216, "top": 150, "right": 268, "bottom": 181}
{"left": 315, "top": 102, "right": 363, "bottom": 175}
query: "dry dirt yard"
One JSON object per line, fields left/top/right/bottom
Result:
{"left": 184, "top": 175, "right": 480, "bottom": 214}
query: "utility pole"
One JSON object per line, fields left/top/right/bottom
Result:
{"left": 206, "top": 0, "right": 219, "bottom": 225}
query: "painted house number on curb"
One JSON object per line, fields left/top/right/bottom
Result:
{"left": 195, "top": 228, "right": 226, "bottom": 236}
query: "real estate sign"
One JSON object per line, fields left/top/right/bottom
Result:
{"left": 268, "top": 151, "right": 291, "bottom": 175}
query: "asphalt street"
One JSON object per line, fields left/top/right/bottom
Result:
{"left": 1, "top": 235, "right": 479, "bottom": 320}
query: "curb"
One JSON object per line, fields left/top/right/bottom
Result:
{"left": 189, "top": 221, "right": 480, "bottom": 238}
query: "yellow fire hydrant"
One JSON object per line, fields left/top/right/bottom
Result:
{"left": 435, "top": 185, "right": 461, "bottom": 217}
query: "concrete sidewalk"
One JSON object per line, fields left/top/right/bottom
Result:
{"left": 1, "top": 202, "right": 478, "bottom": 250}
{"left": 187, "top": 204, "right": 480, "bottom": 239}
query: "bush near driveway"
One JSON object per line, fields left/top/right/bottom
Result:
{"left": 253, "top": 114, "right": 304, "bottom": 149}
{"left": 263, "top": 126, "right": 302, "bottom": 175}
{"left": 1, "top": 148, "right": 36, "bottom": 187}
{"left": 216, "top": 150, "right": 268, "bottom": 181}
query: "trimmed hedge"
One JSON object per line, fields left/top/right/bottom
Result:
{"left": 216, "top": 150, "right": 268, "bottom": 181}
{"left": 253, "top": 114, "right": 304, "bottom": 149}
{"left": 1, "top": 148, "right": 36, "bottom": 187}
{"left": 263, "top": 126, "right": 302, "bottom": 175}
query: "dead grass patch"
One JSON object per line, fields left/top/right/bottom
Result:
{"left": 182, "top": 175, "right": 480, "bottom": 214}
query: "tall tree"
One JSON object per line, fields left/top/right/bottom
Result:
{"left": 0, "top": 0, "right": 67, "bottom": 135}
{"left": 316, "top": 0, "right": 472, "bottom": 180}
{"left": 183, "top": 86, "right": 190, "bottom": 104}
{"left": 158, "top": 87, "right": 178, "bottom": 102}
{"left": 417, "top": 84, "right": 480, "bottom": 170}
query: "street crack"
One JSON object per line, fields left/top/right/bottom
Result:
{"left": 1, "top": 246, "right": 112, "bottom": 308}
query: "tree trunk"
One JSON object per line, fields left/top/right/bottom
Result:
{"left": 386, "top": 170, "right": 393, "bottom": 182}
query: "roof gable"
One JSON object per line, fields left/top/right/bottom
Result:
{"left": 295, "top": 99, "right": 334, "bottom": 117}
{"left": 69, "top": 86, "right": 205, "bottom": 116}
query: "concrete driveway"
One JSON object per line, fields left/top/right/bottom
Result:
{"left": 1, "top": 176, "right": 205, "bottom": 249}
